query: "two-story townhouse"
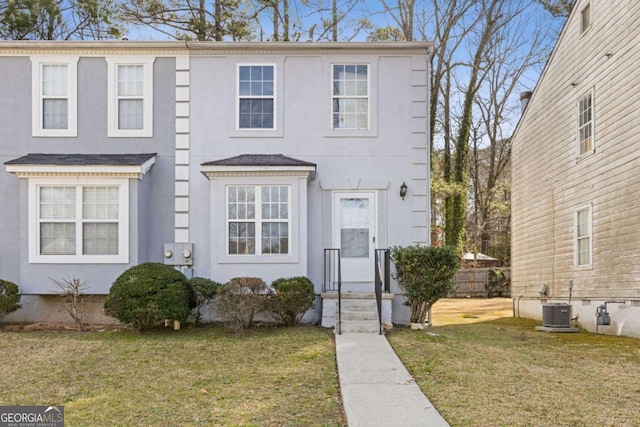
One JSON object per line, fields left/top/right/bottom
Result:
{"left": 511, "top": 0, "right": 640, "bottom": 337}
{"left": 1, "top": 41, "right": 433, "bottom": 328}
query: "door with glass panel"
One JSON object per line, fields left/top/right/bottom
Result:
{"left": 333, "top": 192, "right": 376, "bottom": 282}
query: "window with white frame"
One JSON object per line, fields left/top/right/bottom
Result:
{"left": 31, "top": 56, "right": 78, "bottom": 137}
{"left": 332, "top": 64, "right": 369, "bottom": 130}
{"left": 238, "top": 65, "right": 275, "bottom": 129}
{"left": 580, "top": 3, "right": 591, "bottom": 34}
{"left": 227, "top": 185, "right": 289, "bottom": 255}
{"left": 577, "top": 90, "right": 594, "bottom": 156}
{"left": 107, "top": 57, "right": 154, "bottom": 137}
{"left": 575, "top": 205, "right": 592, "bottom": 267}
{"left": 29, "top": 178, "right": 129, "bottom": 263}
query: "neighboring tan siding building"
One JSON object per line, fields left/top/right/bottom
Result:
{"left": 511, "top": 0, "right": 640, "bottom": 337}
{"left": 0, "top": 41, "right": 433, "bottom": 326}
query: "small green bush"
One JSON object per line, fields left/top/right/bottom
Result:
{"left": 390, "top": 245, "right": 460, "bottom": 324}
{"left": 0, "top": 279, "right": 21, "bottom": 320}
{"left": 266, "top": 277, "right": 315, "bottom": 326}
{"left": 214, "top": 277, "right": 269, "bottom": 331}
{"left": 104, "top": 263, "right": 193, "bottom": 331}
{"left": 189, "top": 277, "right": 222, "bottom": 325}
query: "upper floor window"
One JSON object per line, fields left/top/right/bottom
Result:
{"left": 31, "top": 56, "right": 78, "bottom": 137}
{"left": 238, "top": 65, "right": 275, "bottom": 129}
{"left": 577, "top": 90, "right": 594, "bottom": 156}
{"left": 107, "top": 57, "right": 154, "bottom": 137}
{"left": 227, "top": 185, "right": 289, "bottom": 255}
{"left": 580, "top": 3, "right": 591, "bottom": 34}
{"left": 574, "top": 204, "right": 592, "bottom": 268}
{"left": 29, "top": 178, "right": 129, "bottom": 263}
{"left": 332, "top": 64, "right": 369, "bottom": 130}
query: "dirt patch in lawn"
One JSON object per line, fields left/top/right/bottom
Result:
{"left": 429, "top": 297, "right": 513, "bottom": 326}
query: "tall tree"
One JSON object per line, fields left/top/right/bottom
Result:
{"left": 445, "top": 0, "right": 505, "bottom": 250}
{"left": 120, "top": 0, "right": 253, "bottom": 41}
{"left": 467, "top": 5, "right": 548, "bottom": 259}
{"left": 380, "top": 0, "right": 414, "bottom": 41}
{"left": 0, "top": 0, "right": 121, "bottom": 40}
{"left": 426, "top": 0, "right": 480, "bottom": 248}
{"left": 378, "top": 0, "right": 563, "bottom": 260}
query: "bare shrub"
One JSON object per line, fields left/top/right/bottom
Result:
{"left": 52, "top": 278, "right": 90, "bottom": 331}
{"left": 214, "top": 277, "right": 269, "bottom": 332}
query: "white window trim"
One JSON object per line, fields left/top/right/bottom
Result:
{"left": 205, "top": 173, "right": 310, "bottom": 265}
{"left": 31, "top": 56, "right": 79, "bottom": 137}
{"left": 28, "top": 177, "right": 130, "bottom": 264}
{"left": 226, "top": 185, "right": 291, "bottom": 256}
{"left": 576, "top": 88, "right": 595, "bottom": 158}
{"left": 107, "top": 57, "right": 154, "bottom": 137}
{"left": 331, "top": 63, "right": 370, "bottom": 131}
{"left": 235, "top": 63, "right": 277, "bottom": 131}
{"left": 574, "top": 204, "right": 593, "bottom": 269}
{"left": 323, "top": 58, "right": 377, "bottom": 138}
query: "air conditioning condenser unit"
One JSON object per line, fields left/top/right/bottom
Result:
{"left": 542, "top": 303, "right": 572, "bottom": 328}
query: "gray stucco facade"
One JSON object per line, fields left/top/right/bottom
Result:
{"left": 0, "top": 41, "right": 432, "bottom": 324}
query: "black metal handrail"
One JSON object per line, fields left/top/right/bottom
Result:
{"left": 323, "top": 248, "right": 342, "bottom": 335}
{"left": 374, "top": 249, "right": 390, "bottom": 335}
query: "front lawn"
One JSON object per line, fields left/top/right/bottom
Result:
{"left": 0, "top": 325, "right": 345, "bottom": 426}
{"left": 388, "top": 317, "right": 640, "bottom": 427}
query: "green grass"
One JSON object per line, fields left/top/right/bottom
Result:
{"left": 388, "top": 317, "right": 640, "bottom": 427}
{"left": 0, "top": 325, "right": 345, "bottom": 426}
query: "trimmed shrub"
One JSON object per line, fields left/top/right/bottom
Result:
{"left": 104, "top": 263, "right": 193, "bottom": 331}
{"left": 0, "top": 279, "right": 21, "bottom": 320}
{"left": 266, "top": 276, "right": 315, "bottom": 326}
{"left": 214, "top": 277, "right": 269, "bottom": 331}
{"left": 390, "top": 245, "right": 460, "bottom": 324}
{"left": 189, "top": 277, "right": 222, "bottom": 325}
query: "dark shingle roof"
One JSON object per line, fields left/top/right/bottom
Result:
{"left": 4, "top": 153, "right": 157, "bottom": 166}
{"left": 201, "top": 154, "right": 315, "bottom": 168}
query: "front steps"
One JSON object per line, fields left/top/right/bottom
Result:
{"left": 321, "top": 292, "right": 394, "bottom": 333}
{"left": 340, "top": 298, "right": 380, "bottom": 333}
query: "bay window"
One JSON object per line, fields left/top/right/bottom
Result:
{"left": 227, "top": 185, "right": 289, "bottom": 255}
{"left": 29, "top": 178, "right": 129, "bottom": 263}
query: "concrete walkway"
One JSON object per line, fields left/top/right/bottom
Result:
{"left": 335, "top": 333, "right": 450, "bottom": 427}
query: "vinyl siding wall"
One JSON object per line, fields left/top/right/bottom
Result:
{"left": 511, "top": 0, "right": 640, "bottom": 335}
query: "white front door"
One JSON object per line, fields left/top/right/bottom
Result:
{"left": 333, "top": 192, "right": 376, "bottom": 282}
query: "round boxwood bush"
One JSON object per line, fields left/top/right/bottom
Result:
{"left": 266, "top": 276, "right": 315, "bottom": 326}
{"left": 104, "top": 263, "right": 193, "bottom": 331}
{"left": 0, "top": 279, "right": 21, "bottom": 320}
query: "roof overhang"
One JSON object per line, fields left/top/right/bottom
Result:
{"left": 201, "top": 164, "right": 316, "bottom": 180}
{"left": 0, "top": 40, "right": 433, "bottom": 57}
{"left": 201, "top": 154, "right": 316, "bottom": 180}
{"left": 5, "top": 153, "right": 156, "bottom": 179}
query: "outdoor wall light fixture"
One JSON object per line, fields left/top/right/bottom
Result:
{"left": 400, "top": 181, "right": 408, "bottom": 200}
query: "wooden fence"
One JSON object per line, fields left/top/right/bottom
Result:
{"left": 452, "top": 267, "right": 511, "bottom": 298}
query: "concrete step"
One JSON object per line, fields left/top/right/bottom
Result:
{"left": 340, "top": 310, "right": 379, "bottom": 321}
{"left": 339, "top": 320, "right": 381, "bottom": 334}
{"left": 340, "top": 299, "right": 378, "bottom": 311}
